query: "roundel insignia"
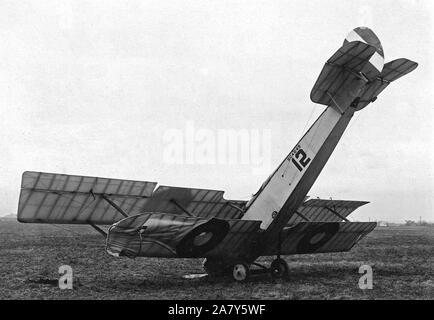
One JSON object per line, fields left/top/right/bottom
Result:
{"left": 296, "top": 223, "right": 340, "bottom": 254}
{"left": 176, "top": 219, "right": 230, "bottom": 258}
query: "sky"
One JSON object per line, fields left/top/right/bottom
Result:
{"left": 0, "top": 0, "right": 433, "bottom": 223}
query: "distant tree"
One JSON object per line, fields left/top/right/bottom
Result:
{"left": 405, "top": 220, "right": 416, "bottom": 226}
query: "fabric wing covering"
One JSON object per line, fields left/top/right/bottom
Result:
{"left": 287, "top": 199, "right": 369, "bottom": 224}
{"left": 18, "top": 172, "right": 374, "bottom": 258}
{"left": 264, "top": 222, "right": 377, "bottom": 256}
{"left": 106, "top": 213, "right": 212, "bottom": 258}
{"left": 18, "top": 172, "right": 157, "bottom": 225}
{"left": 18, "top": 172, "right": 369, "bottom": 228}
{"left": 17, "top": 172, "right": 246, "bottom": 225}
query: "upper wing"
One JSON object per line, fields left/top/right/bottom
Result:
{"left": 288, "top": 199, "right": 369, "bottom": 224}
{"left": 17, "top": 171, "right": 246, "bottom": 225}
{"left": 18, "top": 171, "right": 157, "bottom": 225}
{"left": 263, "top": 221, "right": 376, "bottom": 256}
{"left": 141, "top": 185, "right": 246, "bottom": 220}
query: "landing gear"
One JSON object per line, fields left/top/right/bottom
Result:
{"left": 203, "top": 257, "right": 289, "bottom": 282}
{"left": 269, "top": 231, "right": 289, "bottom": 279}
{"left": 270, "top": 258, "right": 289, "bottom": 279}
{"left": 203, "top": 258, "right": 251, "bottom": 282}
{"left": 232, "top": 263, "right": 250, "bottom": 282}
{"left": 231, "top": 258, "right": 289, "bottom": 281}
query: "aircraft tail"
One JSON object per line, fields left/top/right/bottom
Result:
{"left": 344, "top": 26, "right": 385, "bottom": 73}
{"left": 241, "top": 27, "right": 417, "bottom": 241}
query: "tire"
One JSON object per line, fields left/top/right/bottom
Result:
{"left": 232, "top": 263, "right": 250, "bottom": 282}
{"left": 270, "top": 258, "right": 289, "bottom": 278}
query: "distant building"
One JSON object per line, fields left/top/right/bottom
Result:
{"left": 0, "top": 213, "right": 17, "bottom": 219}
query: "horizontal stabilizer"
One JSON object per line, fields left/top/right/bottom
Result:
{"left": 310, "top": 41, "right": 378, "bottom": 107}
{"left": 264, "top": 221, "right": 376, "bottom": 256}
{"left": 356, "top": 58, "right": 418, "bottom": 110}
{"left": 380, "top": 58, "right": 418, "bottom": 82}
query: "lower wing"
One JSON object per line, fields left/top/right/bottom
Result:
{"left": 262, "top": 222, "right": 376, "bottom": 256}
{"left": 106, "top": 212, "right": 261, "bottom": 259}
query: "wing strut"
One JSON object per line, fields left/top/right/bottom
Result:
{"left": 326, "top": 92, "right": 345, "bottom": 114}
{"left": 90, "top": 190, "right": 129, "bottom": 218}
{"left": 294, "top": 210, "right": 311, "bottom": 222}
{"left": 169, "top": 199, "right": 195, "bottom": 217}
{"left": 325, "top": 206, "right": 350, "bottom": 222}
{"left": 89, "top": 223, "right": 107, "bottom": 237}
{"left": 227, "top": 202, "right": 245, "bottom": 214}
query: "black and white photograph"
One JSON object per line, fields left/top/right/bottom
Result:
{"left": 0, "top": 0, "right": 432, "bottom": 307}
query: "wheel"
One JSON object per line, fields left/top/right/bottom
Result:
{"left": 270, "top": 258, "right": 289, "bottom": 278}
{"left": 232, "top": 263, "right": 250, "bottom": 282}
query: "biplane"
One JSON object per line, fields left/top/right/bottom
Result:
{"left": 17, "top": 27, "right": 418, "bottom": 282}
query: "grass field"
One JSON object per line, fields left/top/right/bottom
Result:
{"left": 0, "top": 219, "right": 432, "bottom": 300}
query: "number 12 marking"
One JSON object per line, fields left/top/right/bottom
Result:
{"left": 291, "top": 149, "right": 311, "bottom": 172}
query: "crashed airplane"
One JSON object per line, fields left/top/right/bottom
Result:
{"left": 17, "top": 27, "right": 417, "bottom": 282}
